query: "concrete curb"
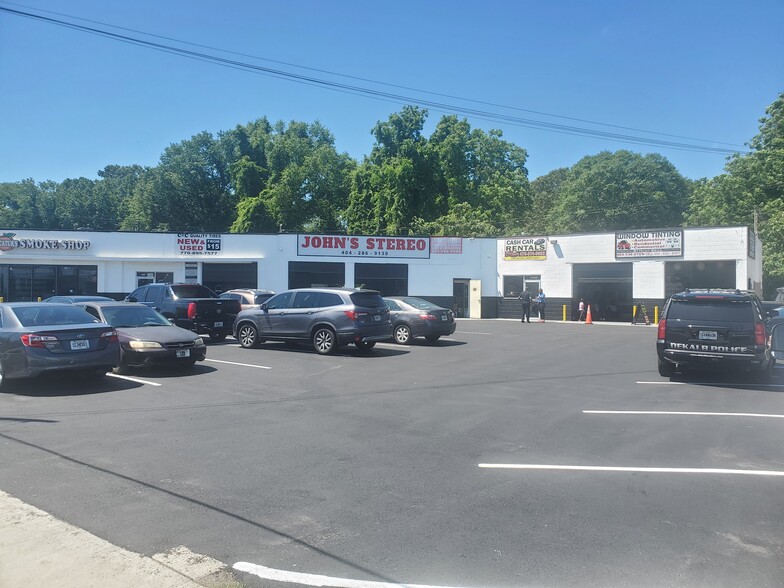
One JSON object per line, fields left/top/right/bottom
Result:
{"left": 0, "top": 490, "right": 240, "bottom": 588}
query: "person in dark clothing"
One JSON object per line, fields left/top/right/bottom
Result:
{"left": 536, "top": 288, "right": 546, "bottom": 322}
{"left": 518, "top": 290, "right": 531, "bottom": 323}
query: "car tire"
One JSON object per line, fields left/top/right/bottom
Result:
{"left": 657, "top": 358, "right": 674, "bottom": 378}
{"left": 313, "top": 327, "right": 336, "bottom": 355}
{"left": 394, "top": 324, "right": 412, "bottom": 344}
{"left": 209, "top": 332, "right": 227, "bottom": 343}
{"left": 355, "top": 341, "right": 376, "bottom": 352}
{"left": 237, "top": 323, "right": 261, "bottom": 349}
{"left": 112, "top": 364, "right": 131, "bottom": 375}
{"left": 425, "top": 335, "right": 440, "bottom": 343}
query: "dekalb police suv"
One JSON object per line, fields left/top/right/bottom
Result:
{"left": 656, "top": 289, "right": 772, "bottom": 382}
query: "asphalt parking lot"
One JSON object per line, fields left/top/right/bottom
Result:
{"left": 2, "top": 320, "right": 784, "bottom": 587}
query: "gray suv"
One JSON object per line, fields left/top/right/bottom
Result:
{"left": 233, "top": 288, "right": 392, "bottom": 354}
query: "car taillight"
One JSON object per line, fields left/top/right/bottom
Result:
{"left": 20, "top": 334, "right": 58, "bottom": 348}
{"left": 657, "top": 319, "right": 666, "bottom": 339}
{"left": 420, "top": 314, "right": 437, "bottom": 320}
{"left": 344, "top": 310, "right": 368, "bottom": 321}
{"left": 755, "top": 323, "right": 766, "bottom": 346}
{"left": 100, "top": 330, "right": 119, "bottom": 343}
{"left": 187, "top": 302, "right": 197, "bottom": 319}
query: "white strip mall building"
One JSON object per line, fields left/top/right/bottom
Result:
{"left": 0, "top": 226, "right": 762, "bottom": 321}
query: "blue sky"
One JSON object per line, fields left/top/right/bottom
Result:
{"left": 1, "top": 0, "right": 782, "bottom": 183}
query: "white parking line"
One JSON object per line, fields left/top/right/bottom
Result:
{"left": 584, "top": 410, "right": 784, "bottom": 419}
{"left": 458, "top": 331, "right": 492, "bottom": 335}
{"left": 233, "top": 561, "right": 468, "bottom": 588}
{"left": 204, "top": 359, "right": 271, "bottom": 370}
{"left": 637, "top": 381, "right": 784, "bottom": 387}
{"left": 477, "top": 464, "right": 784, "bottom": 476}
{"left": 106, "top": 373, "right": 162, "bottom": 387}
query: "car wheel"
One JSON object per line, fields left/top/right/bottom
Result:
{"left": 237, "top": 323, "right": 260, "bottom": 349}
{"left": 112, "top": 364, "right": 131, "bottom": 375}
{"left": 394, "top": 324, "right": 412, "bottom": 344}
{"left": 425, "top": 335, "right": 440, "bottom": 343}
{"left": 355, "top": 341, "right": 376, "bottom": 352}
{"left": 209, "top": 332, "right": 227, "bottom": 343}
{"left": 657, "top": 358, "right": 674, "bottom": 378}
{"left": 313, "top": 328, "right": 336, "bottom": 355}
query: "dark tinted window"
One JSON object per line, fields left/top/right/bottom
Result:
{"left": 384, "top": 299, "right": 402, "bottom": 311}
{"left": 128, "top": 288, "right": 144, "bottom": 302}
{"left": 12, "top": 305, "right": 98, "bottom": 327}
{"left": 82, "top": 306, "right": 101, "bottom": 320}
{"left": 254, "top": 293, "right": 274, "bottom": 304}
{"left": 400, "top": 297, "right": 439, "bottom": 310}
{"left": 265, "top": 292, "right": 293, "bottom": 310}
{"left": 292, "top": 291, "right": 319, "bottom": 309}
{"left": 317, "top": 292, "right": 344, "bottom": 308}
{"left": 349, "top": 292, "right": 385, "bottom": 308}
{"left": 102, "top": 305, "right": 169, "bottom": 327}
{"left": 145, "top": 287, "right": 162, "bottom": 303}
{"left": 170, "top": 284, "right": 217, "bottom": 299}
{"left": 667, "top": 299, "right": 754, "bottom": 322}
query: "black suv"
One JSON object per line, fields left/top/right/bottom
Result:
{"left": 656, "top": 289, "right": 772, "bottom": 382}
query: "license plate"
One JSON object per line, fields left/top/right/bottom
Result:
{"left": 176, "top": 349, "right": 190, "bottom": 358}
{"left": 373, "top": 314, "right": 381, "bottom": 322}
{"left": 214, "top": 321, "right": 223, "bottom": 328}
{"left": 70, "top": 339, "right": 90, "bottom": 350}
{"left": 441, "top": 315, "right": 448, "bottom": 321}
{"left": 699, "top": 331, "right": 718, "bottom": 340}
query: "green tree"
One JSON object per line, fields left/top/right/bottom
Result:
{"left": 549, "top": 150, "right": 690, "bottom": 233}
{"left": 524, "top": 167, "right": 569, "bottom": 234}
{"left": 410, "top": 202, "right": 499, "bottom": 237}
{"left": 686, "top": 93, "right": 784, "bottom": 295}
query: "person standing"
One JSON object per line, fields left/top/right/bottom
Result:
{"left": 578, "top": 298, "right": 585, "bottom": 321}
{"left": 518, "top": 289, "right": 531, "bottom": 323}
{"left": 536, "top": 288, "right": 546, "bottom": 322}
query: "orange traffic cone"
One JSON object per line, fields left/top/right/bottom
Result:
{"left": 585, "top": 304, "right": 593, "bottom": 325}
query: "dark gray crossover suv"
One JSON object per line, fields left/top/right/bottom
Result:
{"left": 656, "top": 289, "right": 772, "bottom": 382}
{"left": 233, "top": 288, "right": 391, "bottom": 354}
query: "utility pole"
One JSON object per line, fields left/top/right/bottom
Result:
{"left": 754, "top": 209, "right": 759, "bottom": 234}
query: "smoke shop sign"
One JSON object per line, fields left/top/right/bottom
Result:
{"left": 298, "top": 235, "right": 430, "bottom": 259}
{"left": 615, "top": 230, "right": 683, "bottom": 258}
{"left": 0, "top": 233, "right": 91, "bottom": 252}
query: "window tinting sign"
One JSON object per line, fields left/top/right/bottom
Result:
{"left": 615, "top": 230, "right": 683, "bottom": 258}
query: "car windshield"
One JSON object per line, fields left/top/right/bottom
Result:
{"left": 12, "top": 305, "right": 98, "bottom": 327}
{"left": 349, "top": 292, "right": 385, "bottom": 308}
{"left": 170, "top": 285, "right": 217, "bottom": 299}
{"left": 667, "top": 299, "right": 754, "bottom": 322}
{"left": 399, "top": 297, "right": 439, "bottom": 310}
{"left": 101, "top": 306, "right": 170, "bottom": 327}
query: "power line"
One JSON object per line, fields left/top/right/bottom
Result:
{"left": 2, "top": 2, "right": 746, "bottom": 149}
{"left": 1, "top": 5, "right": 749, "bottom": 156}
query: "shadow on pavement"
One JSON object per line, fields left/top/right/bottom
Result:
{"left": 123, "top": 363, "right": 218, "bottom": 379}
{"left": 2, "top": 372, "right": 143, "bottom": 397}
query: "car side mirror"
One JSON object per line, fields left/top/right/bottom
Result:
{"left": 169, "top": 318, "right": 176, "bottom": 325}
{"left": 769, "top": 309, "right": 779, "bottom": 318}
{"left": 126, "top": 297, "right": 137, "bottom": 303}
{"left": 260, "top": 303, "right": 269, "bottom": 311}
{"left": 771, "top": 324, "right": 784, "bottom": 361}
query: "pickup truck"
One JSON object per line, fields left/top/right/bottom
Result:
{"left": 125, "top": 283, "right": 240, "bottom": 342}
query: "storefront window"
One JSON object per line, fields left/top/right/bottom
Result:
{"left": 503, "top": 275, "right": 541, "bottom": 298}
{"left": 355, "top": 263, "right": 407, "bottom": 296}
{"left": 288, "top": 261, "right": 344, "bottom": 289}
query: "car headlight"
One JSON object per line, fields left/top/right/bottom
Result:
{"left": 128, "top": 340, "right": 163, "bottom": 349}
{"left": 194, "top": 337, "right": 204, "bottom": 346}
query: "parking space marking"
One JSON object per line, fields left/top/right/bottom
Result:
{"left": 233, "top": 561, "right": 467, "bottom": 588}
{"left": 637, "top": 381, "right": 784, "bottom": 387}
{"left": 204, "top": 359, "right": 271, "bottom": 370}
{"left": 584, "top": 410, "right": 784, "bottom": 419}
{"left": 477, "top": 464, "right": 784, "bottom": 476}
{"left": 458, "top": 331, "right": 491, "bottom": 335}
{"left": 106, "top": 373, "right": 162, "bottom": 387}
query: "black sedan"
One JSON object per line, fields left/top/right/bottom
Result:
{"left": 78, "top": 302, "right": 207, "bottom": 373}
{"left": 0, "top": 302, "right": 119, "bottom": 388}
{"left": 383, "top": 296, "right": 456, "bottom": 344}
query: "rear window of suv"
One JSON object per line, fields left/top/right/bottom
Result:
{"left": 667, "top": 298, "right": 754, "bottom": 322}
{"left": 349, "top": 292, "right": 385, "bottom": 308}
